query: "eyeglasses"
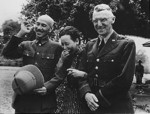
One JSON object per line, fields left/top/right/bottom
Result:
{"left": 92, "top": 18, "right": 110, "bottom": 23}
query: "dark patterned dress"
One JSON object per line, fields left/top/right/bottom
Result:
{"left": 55, "top": 46, "right": 83, "bottom": 114}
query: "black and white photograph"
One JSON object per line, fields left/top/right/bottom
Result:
{"left": 0, "top": 0, "right": 149, "bottom": 114}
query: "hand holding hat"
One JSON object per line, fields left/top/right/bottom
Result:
{"left": 34, "top": 86, "right": 47, "bottom": 95}
{"left": 12, "top": 64, "right": 45, "bottom": 95}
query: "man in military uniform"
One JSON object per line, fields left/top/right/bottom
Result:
{"left": 135, "top": 60, "right": 144, "bottom": 84}
{"left": 2, "top": 15, "right": 62, "bottom": 113}
{"left": 76, "top": 4, "right": 136, "bottom": 114}
{"left": 135, "top": 60, "right": 144, "bottom": 94}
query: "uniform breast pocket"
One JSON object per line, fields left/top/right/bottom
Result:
{"left": 23, "top": 51, "right": 35, "bottom": 64}
{"left": 23, "top": 51, "right": 34, "bottom": 57}
{"left": 103, "top": 58, "right": 115, "bottom": 63}
{"left": 103, "top": 54, "right": 120, "bottom": 63}
{"left": 40, "top": 53, "right": 55, "bottom": 68}
{"left": 102, "top": 55, "right": 121, "bottom": 71}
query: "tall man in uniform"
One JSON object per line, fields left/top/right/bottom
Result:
{"left": 77, "top": 4, "right": 136, "bottom": 113}
{"left": 2, "top": 15, "right": 62, "bottom": 113}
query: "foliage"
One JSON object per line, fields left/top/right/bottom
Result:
{"left": 2, "top": 20, "right": 20, "bottom": 36}
{"left": 20, "top": 0, "right": 150, "bottom": 41}
{"left": 20, "top": 0, "right": 118, "bottom": 41}
{"left": 114, "top": 0, "right": 150, "bottom": 38}
{"left": 1, "top": 20, "right": 21, "bottom": 43}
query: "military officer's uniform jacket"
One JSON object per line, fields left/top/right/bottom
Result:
{"left": 78, "top": 31, "right": 136, "bottom": 113}
{"left": 2, "top": 35, "right": 62, "bottom": 113}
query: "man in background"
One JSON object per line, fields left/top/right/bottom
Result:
{"left": 135, "top": 60, "right": 144, "bottom": 84}
{"left": 135, "top": 60, "right": 144, "bottom": 94}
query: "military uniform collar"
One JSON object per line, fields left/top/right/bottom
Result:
{"left": 35, "top": 35, "right": 49, "bottom": 46}
{"left": 98, "top": 29, "right": 114, "bottom": 45}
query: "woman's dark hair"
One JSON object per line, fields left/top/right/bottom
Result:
{"left": 59, "top": 26, "right": 81, "bottom": 44}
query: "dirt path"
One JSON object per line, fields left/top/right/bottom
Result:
{"left": 0, "top": 67, "right": 19, "bottom": 114}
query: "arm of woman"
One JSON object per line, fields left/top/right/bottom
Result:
{"left": 67, "top": 68, "right": 87, "bottom": 79}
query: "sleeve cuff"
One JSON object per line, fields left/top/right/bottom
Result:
{"left": 12, "top": 35, "right": 23, "bottom": 44}
{"left": 79, "top": 83, "right": 91, "bottom": 98}
{"left": 95, "top": 89, "right": 111, "bottom": 107}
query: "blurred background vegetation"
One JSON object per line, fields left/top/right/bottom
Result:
{"left": 0, "top": 0, "right": 149, "bottom": 43}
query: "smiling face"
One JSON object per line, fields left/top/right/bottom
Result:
{"left": 34, "top": 15, "right": 54, "bottom": 39}
{"left": 60, "top": 35, "right": 78, "bottom": 54}
{"left": 59, "top": 26, "right": 81, "bottom": 54}
{"left": 92, "top": 10, "right": 115, "bottom": 37}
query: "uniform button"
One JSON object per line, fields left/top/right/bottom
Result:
{"left": 95, "top": 66, "right": 98, "bottom": 70}
{"left": 39, "top": 44, "right": 41, "bottom": 46}
{"left": 27, "top": 54, "right": 29, "bottom": 56}
{"left": 35, "top": 62, "right": 38, "bottom": 65}
{"left": 96, "top": 59, "right": 100, "bottom": 62}
{"left": 95, "top": 74, "right": 98, "bottom": 77}
{"left": 37, "top": 52, "right": 39, "bottom": 55}
{"left": 111, "top": 59, "right": 114, "bottom": 62}
{"left": 47, "top": 57, "right": 50, "bottom": 59}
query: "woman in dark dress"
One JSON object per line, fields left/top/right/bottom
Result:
{"left": 55, "top": 26, "right": 87, "bottom": 114}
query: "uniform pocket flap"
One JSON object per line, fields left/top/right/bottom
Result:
{"left": 23, "top": 51, "right": 34, "bottom": 57}
{"left": 42, "top": 53, "right": 54, "bottom": 59}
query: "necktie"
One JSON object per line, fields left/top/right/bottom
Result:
{"left": 98, "top": 39, "right": 105, "bottom": 52}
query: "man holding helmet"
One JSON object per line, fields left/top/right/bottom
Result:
{"left": 2, "top": 15, "right": 62, "bottom": 113}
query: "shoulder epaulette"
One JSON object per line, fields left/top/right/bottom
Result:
{"left": 118, "top": 35, "right": 134, "bottom": 43}
{"left": 118, "top": 34, "right": 126, "bottom": 40}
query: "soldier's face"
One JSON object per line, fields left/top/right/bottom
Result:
{"left": 92, "top": 10, "right": 115, "bottom": 37}
{"left": 34, "top": 18, "right": 51, "bottom": 38}
{"left": 60, "top": 35, "right": 78, "bottom": 54}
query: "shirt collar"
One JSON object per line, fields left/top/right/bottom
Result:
{"left": 98, "top": 29, "right": 114, "bottom": 44}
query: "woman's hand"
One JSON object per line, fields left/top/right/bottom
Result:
{"left": 67, "top": 68, "right": 87, "bottom": 78}
{"left": 61, "top": 50, "right": 70, "bottom": 62}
